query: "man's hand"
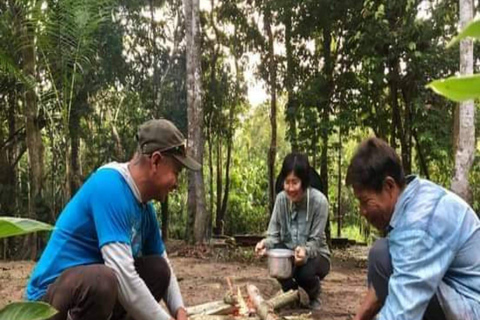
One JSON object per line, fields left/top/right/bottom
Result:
{"left": 352, "top": 286, "right": 382, "bottom": 320}
{"left": 294, "top": 246, "right": 307, "bottom": 266}
{"left": 255, "top": 239, "right": 267, "bottom": 256}
{"left": 176, "top": 307, "right": 188, "bottom": 320}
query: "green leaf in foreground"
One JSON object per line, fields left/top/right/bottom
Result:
{"left": 0, "top": 217, "right": 53, "bottom": 238}
{"left": 426, "top": 74, "right": 480, "bottom": 102}
{"left": 0, "top": 302, "right": 58, "bottom": 320}
{"left": 447, "top": 19, "right": 480, "bottom": 48}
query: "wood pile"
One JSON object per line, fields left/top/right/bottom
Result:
{"left": 186, "top": 278, "right": 306, "bottom": 320}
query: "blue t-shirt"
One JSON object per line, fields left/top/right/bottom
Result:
{"left": 26, "top": 168, "right": 165, "bottom": 301}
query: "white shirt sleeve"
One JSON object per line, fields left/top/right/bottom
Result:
{"left": 101, "top": 242, "right": 172, "bottom": 320}
{"left": 162, "top": 251, "right": 185, "bottom": 315}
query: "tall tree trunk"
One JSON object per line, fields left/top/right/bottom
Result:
{"left": 161, "top": 197, "right": 169, "bottom": 242}
{"left": 451, "top": 0, "right": 475, "bottom": 204}
{"left": 149, "top": 0, "right": 160, "bottom": 114}
{"left": 209, "top": 0, "right": 220, "bottom": 235}
{"left": 413, "top": 130, "right": 430, "bottom": 180}
{"left": 0, "top": 94, "right": 15, "bottom": 260}
{"left": 219, "top": 108, "right": 234, "bottom": 232}
{"left": 68, "top": 92, "right": 85, "bottom": 197}
{"left": 388, "top": 58, "right": 411, "bottom": 174}
{"left": 184, "top": 0, "right": 208, "bottom": 244}
{"left": 284, "top": 9, "right": 297, "bottom": 151}
{"left": 264, "top": 5, "right": 277, "bottom": 215}
{"left": 215, "top": 140, "right": 223, "bottom": 234}
{"left": 207, "top": 123, "right": 214, "bottom": 225}
{"left": 21, "top": 6, "right": 45, "bottom": 259}
{"left": 336, "top": 128, "right": 342, "bottom": 238}
{"left": 319, "top": 23, "right": 334, "bottom": 244}
{"left": 401, "top": 86, "right": 413, "bottom": 175}
{"left": 0, "top": 91, "right": 17, "bottom": 225}
{"left": 319, "top": 26, "right": 333, "bottom": 201}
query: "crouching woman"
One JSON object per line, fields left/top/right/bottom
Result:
{"left": 255, "top": 152, "right": 330, "bottom": 310}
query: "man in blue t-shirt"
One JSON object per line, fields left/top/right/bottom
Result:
{"left": 26, "top": 119, "right": 201, "bottom": 320}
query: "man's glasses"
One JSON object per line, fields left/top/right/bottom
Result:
{"left": 160, "top": 144, "right": 186, "bottom": 156}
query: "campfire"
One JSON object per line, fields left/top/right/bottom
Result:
{"left": 186, "top": 278, "right": 309, "bottom": 320}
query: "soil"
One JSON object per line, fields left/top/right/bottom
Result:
{"left": 0, "top": 243, "right": 368, "bottom": 320}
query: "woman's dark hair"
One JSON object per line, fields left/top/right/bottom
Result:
{"left": 346, "top": 137, "right": 405, "bottom": 192}
{"left": 278, "top": 152, "right": 310, "bottom": 191}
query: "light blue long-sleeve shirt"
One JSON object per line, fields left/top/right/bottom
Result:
{"left": 379, "top": 176, "right": 480, "bottom": 320}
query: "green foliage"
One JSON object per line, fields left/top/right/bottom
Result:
{"left": 0, "top": 219, "right": 56, "bottom": 319}
{"left": 427, "top": 18, "right": 480, "bottom": 102}
{"left": 222, "top": 102, "right": 291, "bottom": 235}
{"left": 330, "top": 222, "right": 373, "bottom": 245}
{"left": 448, "top": 19, "right": 480, "bottom": 47}
{"left": 0, "top": 218, "right": 53, "bottom": 238}
{"left": 0, "top": 302, "right": 57, "bottom": 320}
{"left": 427, "top": 75, "right": 480, "bottom": 102}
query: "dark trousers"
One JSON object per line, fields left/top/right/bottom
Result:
{"left": 368, "top": 239, "right": 446, "bottom": 320}
{"left": 42, "top": 255, "right": 171, "bottom": 320}
{"left": 276, "top": 255, "right": 330, "bottom": 300}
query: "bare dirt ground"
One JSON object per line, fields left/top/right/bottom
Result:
{"left": 0, "top": 243, "right": 368, "bottom": 320}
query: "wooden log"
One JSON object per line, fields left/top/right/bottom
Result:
{"left": 268, "top": 290, "right": 299, "bottom": 310}
{"left": 187, "top": 288, "right": 298, "bottom": 318}
{"left": 191, "top": 316, "right": 311, "bottom": 320}
{"left": 186, "top": 300, "right": 237, "bottom": 316}
{"left": 246, "top": 284, "right": 278, "bottom": 320}
{"left": 191, "top": 316, "right": 259, "bottom": 320}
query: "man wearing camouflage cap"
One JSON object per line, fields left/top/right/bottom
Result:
{"left": 26, "top": 119, "right": 200, "bottom": 320}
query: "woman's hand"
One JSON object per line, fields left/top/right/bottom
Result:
{"left": 294, "top": 246, "right": 307, "bottom": 266}
{"left": 255, "top": 239, "right": 267, "bottom": 256}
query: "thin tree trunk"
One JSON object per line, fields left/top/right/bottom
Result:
{"left": 401, "top": 87, "right": 414, "bottom": 175}
{"left": 264, "top": 5, "right": 277, "bottom": 215}
{"left": 207, "top": 122, "right": 214, "bottom": 225}
{"left": 337, "top": 128, "right": 342, "bottom": 238}
{"left": 451, "top": 0, "right": 475, "bottom": 204}
{"left": 219, "top": 108, "right": 234, "bottom": 230}
{"left": 68, "top": 93, "right": 85, "bottom": 197}
{"left": 389, "top": 59, "right": 411, "bottom": 173}
{"left": 21, "top": 3, "right": 44, "bottom": 259}
{"left": 319, "top": 26, "right": 332, "bottom": 202}
{"left": 209, "top": 0, "right": 220, "bottom": 235}
{"left": 0, "top": 91, "right": 17, "bottom": 227}
{"left": 413, "top": 129, "right": 430, "bottom": 180}
{"left": 284, "top": 9, "right": 297, "bottom": 151}
{"left": 215, "top": 140, "right": 223, "bottom": 234}
{"left": 161, "top": 197, "right": 169, "bottom": 242}
{"left": 184, "top": 0, "right": 208, "bottom": 244}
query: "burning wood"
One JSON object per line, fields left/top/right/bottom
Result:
{"left": 188, "top": 282, "right": 300, "bottom": 320}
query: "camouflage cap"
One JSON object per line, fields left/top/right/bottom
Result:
{"left": 136, "top": 119, "right": 201, "bottom": 171}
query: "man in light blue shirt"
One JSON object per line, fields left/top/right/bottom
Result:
{"left": 347, "top": 137, "right": 480, "bottom": 320}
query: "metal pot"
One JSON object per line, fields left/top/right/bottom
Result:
{"left": 267, "top": 249, "right": 294, "bottom": 279}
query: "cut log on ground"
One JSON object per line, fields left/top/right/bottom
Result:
{"left": 186, "top": 300, "right": 237, "bottom": 316}
{"left": 187, "top": 287, "right": 298, "bottom": 318}
{"left": 269, "top": 290, "right": 299, "bottom": 310}
{"left": 191, "top": 316, "right": 259, "bottom": 320}
{"left": 246, "top": 284, "right": 278, "bottom": 320}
